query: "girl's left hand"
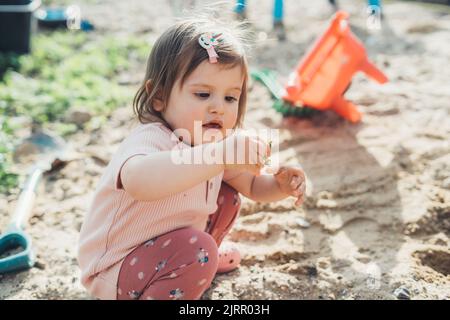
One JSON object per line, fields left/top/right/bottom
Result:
{"left": 273, "top": 165, "right": 306, "bottom": 207}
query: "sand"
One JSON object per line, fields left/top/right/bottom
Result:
{"left": 0, "top": 0, "right": 449, "bottom": 299}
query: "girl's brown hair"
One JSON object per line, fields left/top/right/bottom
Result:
{"left": 133, "top": 18, "right": 249, "bottom": 129}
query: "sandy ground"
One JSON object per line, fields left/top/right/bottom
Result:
{"left": 1, "top": 0, "right": 449, "bottom": 299}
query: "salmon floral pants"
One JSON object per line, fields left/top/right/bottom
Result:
{"left": 116, "top": 182, "right": 241, "bottom": 300}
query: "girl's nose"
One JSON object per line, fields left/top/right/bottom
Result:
{"left": 208, "top": 97, "right": 225, "bottom": 115}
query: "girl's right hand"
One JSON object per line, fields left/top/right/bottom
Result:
{"left": 220, "top": 131, "right": 271, "bottom": 176}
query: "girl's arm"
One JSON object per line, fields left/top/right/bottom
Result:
{"left": 226, "top": 166, "right": 306, "bottom": 205}
{"left": 251, "top": 174, "right": 291, "bottom": 202}
{"left": 121, "top": 145, "right": 224, "bottom": 202}
{"left": 121, "top": 133, "right": 267, "bottom": 202}
{"left": 226, "top": 172, "right": 289, "bottom": 203}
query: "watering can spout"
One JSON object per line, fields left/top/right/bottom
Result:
{"left": 360, "top": 59, "right": 388, "bottom": 84}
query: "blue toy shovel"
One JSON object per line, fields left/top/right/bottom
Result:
{"left": 0, "top": 130, "right": 66, "bottom": 274}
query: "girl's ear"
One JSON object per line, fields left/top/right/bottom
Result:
{"left": 146, "top": 80, "right": 165, "bottom": 112}
{"left": 153, "top": 97, "right": 164, "bottom": 112}
{"left": 145, "top": 80, "right": 153, "bottom": 95}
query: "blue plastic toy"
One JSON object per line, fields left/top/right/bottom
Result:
{"left": 35, "top": 6, "right": 94, "bottom": 31}
{"left": 235, "top": 0, "right": 284, "bottom": 23}
{"left": 0, "top": 131, "right": 66, "bottom": 274}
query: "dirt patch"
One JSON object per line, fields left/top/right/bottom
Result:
{"left": 414, "top": 250, "right": 450, "bottom": 276}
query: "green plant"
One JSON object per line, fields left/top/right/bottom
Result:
{"left": 0, "top": 118, "right": 18, "bottom": 194}
{"left": 0, "top": 30, "right": 151, "bottom": 194}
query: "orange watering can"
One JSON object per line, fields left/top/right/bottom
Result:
{"left": 282, "top": 10, "right": 388, "bottom": 122}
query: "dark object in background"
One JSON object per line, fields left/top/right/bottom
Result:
{"left": 414, "top": 0, "right": 450, "bottom": 4}
{"left": 0, "top": 0, "right": 34, "bottom": 4}
{"left": 0, "top": 0, "right": 41, "bottom": 54}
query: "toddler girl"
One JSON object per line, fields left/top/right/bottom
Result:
{"left": 78, "top": 18, "right": 306, "bottom": 300}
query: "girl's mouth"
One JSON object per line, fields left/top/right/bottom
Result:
{"left": 202, "top": 121, "right": 223, "bottom": 130}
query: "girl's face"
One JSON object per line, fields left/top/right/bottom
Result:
{"left": 160, "top": 60, "right": 244, "bottom": 146}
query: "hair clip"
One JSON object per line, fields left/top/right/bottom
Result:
{"left": 198, "top": 33, "right": 222, "bottom": 64}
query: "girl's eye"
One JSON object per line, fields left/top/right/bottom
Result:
{"left": 195, "top": 92, "right": 210, "bottom": 99}
{"left": 225, "top": 96, "right": 237, "bottom": 103}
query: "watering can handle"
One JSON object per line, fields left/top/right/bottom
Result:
{"left": 9, "top": 166, "right": 43, "bottom": 231}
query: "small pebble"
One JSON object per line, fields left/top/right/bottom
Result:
{"left": 295, "top": 217, "right": 311, "bottom": 228}
{"left": 442, "top": 177, "right": 450, "bottom": 189}
{"left": 34, "top": 261, "right": 46, "bottom": 270}
{"left": 393, "top": 287, "right": 411, "bottom": 300}
{"left": 316, "top": 199, "right": 337, "bottom": 209}
{"left": 307, "top": 266, "right": 318, "bottom": 277}
{"left": 65, "top": 108, "right": 92, "bottom": 127}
